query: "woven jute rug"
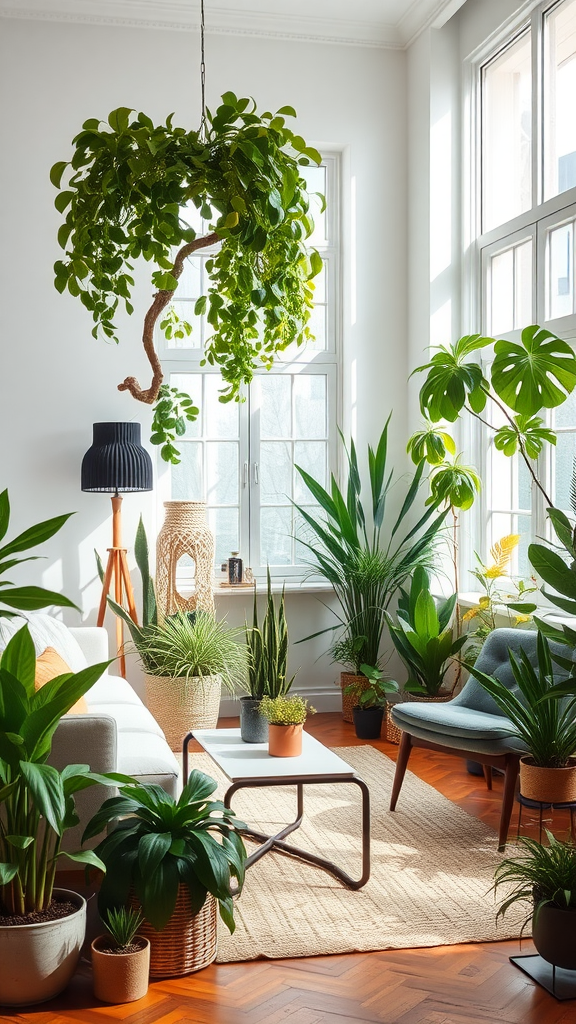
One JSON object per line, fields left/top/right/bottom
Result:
{"left": 188, "top": 745, "right": 525, "bottom": 962}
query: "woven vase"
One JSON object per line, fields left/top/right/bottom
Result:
{"left": 156, "top": 501, "right": 215, "bottom": 618}
{"left": 145, "top": 673, "right": 222, "bottom": 751}
{"left": 133, "top": 889, "right": 217, "bottom": 978}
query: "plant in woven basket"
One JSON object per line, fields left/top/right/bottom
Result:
{"left": 51, "top": 96, "right": 323, "bottom": 463}
{"left": 135, "top": 610, "right": 246, "bottom": 687}
{"left": 83, "top": 770, "right": 247, "bottom": 934}
{"left": 259, "top": 694, "right": 316, "bottom": 726}
{"left": 245, "top": 568, "right": 294, "bottom": 700}
{"left": 344, "top": 664, "right": 398, "bottom": 709}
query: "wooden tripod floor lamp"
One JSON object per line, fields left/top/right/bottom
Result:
{"left": 81, "top": 422, "right": 153, "bottom": 677}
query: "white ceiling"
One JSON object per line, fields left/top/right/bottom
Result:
{"left": 0, "top": 0, "right": 468, "bottom": 48}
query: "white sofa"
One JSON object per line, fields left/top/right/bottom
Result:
{"left": 0, "top": 614, "right": 180, "bottom": 851}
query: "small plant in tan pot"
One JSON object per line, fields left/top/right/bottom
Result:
{"left": 260, "top": 694, "right": 316, "bottom": 757}
{"left": 92, "top": 907, "right": 150, "bottom": 1004}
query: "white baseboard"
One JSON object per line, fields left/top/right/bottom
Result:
{"left": 219, "top": 688, "right": 342, "bottom": 718}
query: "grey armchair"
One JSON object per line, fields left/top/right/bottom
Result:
{"left": 389, "top": 628, "right": 570, "bottom": 849}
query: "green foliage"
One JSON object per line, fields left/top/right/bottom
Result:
{"left": 294, "top": 420, "right": 447, "bottom": 674}
{"left": 245, "top": 568, "right": 294, "bottom": 699}
{"left": 425, "top": 458, "right": 481, "bottom": 512}
{"left": 386, "top": 568, "right": 466, "bottom": 697}
{"left": 0, "top": 625, "right": 123, "bottom": 916}
{"left": 491, "top": 326, "right": 576, "bottom": 416}
{"left": 0, "top": 489, "right": 78, "bottom": 618}
{"left": 259, "top": 694, "right": 315, "bottom": 725}
{"left": 84, "top": 770, "right": 247, "bottom": 933}
{"left": 415, "top": 334, "right": 492, "bottom": 423}
{"left": 407, "top": 424, "right": 456, "bottom": 466}
{"left": 494, "top": 414, "right": 556, "bottom": 459}
{"left": 529, "top": 509, "right": 576, "bottom": 628}
{"left": 344, "top": 664, "right": 398, "bottom": 708}
{"left": 150, "top": 385, "right": 199, "bottom": 465}
{"left": 466, "top": 632, "right": 576, "bottom": 768}
{"left": 103, "top": 905, "right": 144, "bottom": 950}
{"left": 134, "top": 610, "right": 246, "bottom": 690}
{"left": 494, "top": 831, "right": 576, "bottom": 926}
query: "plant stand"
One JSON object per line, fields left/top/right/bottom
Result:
{"left": 510, "top": 954, "right": 576, "bottom": 1000}
{"left": 516, "top": 791, "right": 576, "bottom": 844}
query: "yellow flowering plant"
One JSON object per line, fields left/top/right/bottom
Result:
{"left": 464, "top": 534, "right": 539, "bottom": 663}
{"left": 259, "top": 694, "right": 316, "bottom": 726}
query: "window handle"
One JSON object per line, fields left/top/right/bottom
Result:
{"left": 253, "top": 462, "right": 259, "bottom": 485}
{"left": 243, "top": 461, "right": 248, "bottom": 488}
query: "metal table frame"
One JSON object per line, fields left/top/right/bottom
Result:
{"left": 183, "top": 732, "right": 370, "bottom": 890}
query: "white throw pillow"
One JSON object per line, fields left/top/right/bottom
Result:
{"left": 0, "top": 613, "right": 88, "bottom": 672}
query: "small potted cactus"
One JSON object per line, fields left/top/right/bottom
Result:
{"left": 91, "top": 907, "right": 150, "bottom": 1004}
{"left": 259, "top": 694, "right": 316, "bottom": 757}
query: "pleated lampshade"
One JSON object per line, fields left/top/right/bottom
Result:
{"left": 81, "top": 422, "right": 153, "bottom": 493}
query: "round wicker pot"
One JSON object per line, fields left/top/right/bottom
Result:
{"left": 268, "top": 723, "right": 303, "bottom": 757}
{"left": 519, "top": 757, "right": 576, "bottom": 803}
{"left": 91, "top": 935, "right": 150, "bottom": 1003}
{"left": 145, "top": 673, "right": 222, "bottom": 751}
{"left": 340, "top": 673, "right": 371, "bottom": 723}
{"left": 532, "top": 902, "right": 576, "bottom": 970}
{"left": 240, "top": 697, "right": 269, "bottom": 743}
{"left": 134, "top": 888, "right": 217, "bottom": 978}
{"left": 0, "top": 888, "right": 86, "bottom": 1007}
{"left": 352, "top": 705, "right": 384, "bottom": 740}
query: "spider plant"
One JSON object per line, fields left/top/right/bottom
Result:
{"left": 102, "top": 906, "right": 144, "bottom": 951}
{"left": 294, "top": 418, "right": 447, "bottom": 673}
{"left": 494, "top": 830, "right": 576, "bottom": 927}
{"left": 466, "top": 631, "right": 576, "bottom": 767}
{"left": 245, "top": 568, "right": 294, "bottom": 699}
{"left": 134, "top": 610, "right": 246, "bottom": 689}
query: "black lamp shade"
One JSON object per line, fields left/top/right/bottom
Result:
{"left": 81, "top": 422, "right": 153, "bottom": 493}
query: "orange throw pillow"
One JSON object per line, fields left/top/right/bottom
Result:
{"left": 35, "top": 647, "right": 88, "bottom": 714}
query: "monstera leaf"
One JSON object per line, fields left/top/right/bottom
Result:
{"left": 407, "top": 424, "right": 456, "bottom": 465}
{"left": 416, "top": 334, "right": 492, "bottom": 423}
{"left": 426, "top": 460, "right": 481, "bottom": 511}
{"left": 491, "top": 325, "right": 576, "bottom": 417}
{"left": 493, "top": 414, "right": 557, "bottom": 459}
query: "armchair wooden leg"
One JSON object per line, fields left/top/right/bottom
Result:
{"left": 499, "top": 755, "right": 520, "bottom": 851}
{"left": 483, "top": 766, "right": 493, "bottom": 790}
{"left": 390, "top": 732, "right": 412, "bottom": 811}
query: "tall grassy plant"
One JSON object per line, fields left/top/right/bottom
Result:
{"left": 294, "top": 419, "right": 447, "bottom": 672}
{"left": 245, "top": 569, "right": 294, "bottom": 699}
{"left": 135, "top": 610, "right": 245, "bottom": 688}
{"left": 494, "top": 830, "right": 576, "bottom": 926}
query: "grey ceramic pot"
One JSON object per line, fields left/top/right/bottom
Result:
{"left": 240, "top": 697, "right": 269, "bottom": 743}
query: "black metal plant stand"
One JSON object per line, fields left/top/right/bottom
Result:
{"left": 510, "top": 955, "right": 576, "bottom": 1000}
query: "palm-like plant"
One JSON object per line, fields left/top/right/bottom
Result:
{"left": 294, "top": 419, "right": 447, "bottom": 673}
{"left": 135, "top": 610, "right": 246, "bottom": 689}
{"left": 245, "top": 568, "right": 294, "bottom": 699}
{"left": 83, "top": 770, "right": 247, "bottom": 933}
{"left": 494, "top": 830, "right": 576, "bottom": 925}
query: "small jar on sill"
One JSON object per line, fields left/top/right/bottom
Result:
{"left": 228, "top": 552, "right": 243, "bottom": 585}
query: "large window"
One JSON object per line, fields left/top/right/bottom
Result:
{"left": 159, "top": 156, "right": 340, "bottom": 577}
{"left": 472, "top": 0, "right": 576, "bottom": 576}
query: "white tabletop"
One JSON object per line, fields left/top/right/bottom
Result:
{"left": 192, "top": 728, "right": 355, "bottom": 782}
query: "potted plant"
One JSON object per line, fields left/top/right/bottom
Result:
{"left": 83, "top": 769, "right": 247, "bottom": 978}
{"left": 344, "top": 665, "right": 398, "bottom": 740}
{"left": 51, "top": 97, "right": 323, "bottom": 463}
{"left": 294, "top": 419, "right": 447, "bottom": 722}
{"left": 494, "top": 830, "right": 576, "bottom": 971}
{"left": 135, "top": 610, "right": 246, "bottom": 749}
{"left": 386, "top": 568, "right": 468, "bottom": 699}
{"left": 259, "top": 694, "right": 316, "bottom": 757}
{"left": 242, "top": 569, "right": 294, "bottom": 743}
{"left": 91, "top": 907, "right": 150, "bottom": 1004}
{"left": 467, "top": 631, "right": 576, "bottom": 803}
{"left": 0, "top": 625, "right": 117, "bottom": 1006}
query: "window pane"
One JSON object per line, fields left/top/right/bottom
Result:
{"left": 482, "top": 32, "right": 532, "bottom": 232}
{"left": 206, "top": 442, "right": 238, "bottom": 505}
{"left": 294, "top": 507, "right": 323, "bottom": 566}
{"left": 205, "top": 375, "right": 238, "bottom": 438}
{"left": 490, "top": 249, "right": 514, "bottom": 334}
{"left": 260, "top": 441, "right": 292, "bottom": 504}
{"left": 554, "top": 431, "right": 576, "bottom": 511}
{"left": 518, "top": 456, "right": 531, "bottom": 512}
{"left": 514, "top": 239, "right": 533, "bottom": 327}
{"left": 294, "top": 374, "right": 327, "bottom": 439}
{"left": 260, "top": 376, "right": 291, "bottom": 438}
{"left": 547, "top": 221, "right": 574, "bottom": 320}
{"left": 544, "top": 0, "right": 576, "bottom": 200}
{"left": 294, "top": 442, "right": 327, "bottom": 503}
{"left": 307, "top": 303, "right": 327, "bottom": 350}
{"left": 170, "top": 373, "right": 202, "bottom": 437}
{"left": 488, "top": 512, "right": 531, "bottom": 576}
{"left": 208, "top": 507, "right": 239, "bottom": 566}
{"left": 171, "top": 443, "right": 202, "bottom": 500}
{"left": 555, "top": 386, "right": 576, "bottom": 428}
{"left": 261, "top": 507, "right": 292, "bottom": 565}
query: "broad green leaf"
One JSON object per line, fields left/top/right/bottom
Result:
{"left": 0, "top": 862, "right": 18, "bottom": 885}
{"left": 20, "top": 761, "right": 65, "bottom": 835}
{"left": 528, "top": 543, "right": 576, "bottom": 600}
{"left": 0, "top": 624, "right": 36, "bottom": 696}
{"left": 491, "top": 325, "right": 576, "bottom": 416}
{"left": 0, "top": 513, "right": 74, "bottom": 558}
{"left": 0, "top": 587, "right": 78, "bottom": 612}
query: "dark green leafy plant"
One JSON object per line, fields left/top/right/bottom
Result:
{"left": 294, "top": 419, "right": 447, "bottom": 674}
{"left": 150, "top": 385, "right": 199, "bottom": 465}
{"left": 103, "top": 906, "right": 144, "bottom": 951}
{"left": 83, "top": 770, "right": 247, "bottom": 933}
{"left": 0, "top": 489, "right": 78, "bottom": 618}
{"left": 344, "top": 664, "right": 398, "bottom": 709}
{"left": 51, "top": 96, "right": 323, "bottom": 462}
{"left": 245, "top": 568, "right": 294, "bottom": 699}
{"left": 386, "top": 568, "right": 467, "bottom": 697}
{"left": 0, "top": 625, "right": 124, "bottom": 916}
{"left": 494, "top": 830, "right": 576, "bottom": 928}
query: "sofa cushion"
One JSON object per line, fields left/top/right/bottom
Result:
{"left": 35, "top": 647, "right": 88, "bottom": 714}
{"left": 0, "top": 613, "right": 88, "bottom": 672}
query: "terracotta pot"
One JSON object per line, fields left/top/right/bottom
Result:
{"left": 340, "top": 673, "right": 371, "bottom": 723}
{"left": 0, "top": 888, "right": 86, "bottom": 1007}
{"left": 519, "top": 757, "right": 576, "bottom": 803}
{"left": 268, "top": 723, "right": 303, "bottom": 757}
{"left": 91, "top": 935, "right": 150, "bottom": 1003}
{"left": 532, "top": 902, "right": 576, "bottom": 970}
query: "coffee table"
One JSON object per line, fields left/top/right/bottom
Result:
{"left": 183, "top": 728, "right": 370, "bottom": 889}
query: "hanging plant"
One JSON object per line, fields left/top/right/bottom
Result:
{"left": 51, "top": 93, "right": 323, "bottom": 462}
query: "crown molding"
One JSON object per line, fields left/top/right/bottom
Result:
{"left": 0, "top": 1, "right": 404, "bottom": 49}
{"left": 398, "top": 0, "right": 468, "bottom": 47}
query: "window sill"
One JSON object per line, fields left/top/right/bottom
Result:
{"left": 175, "top": 579, "right": 335, "bottom": 597}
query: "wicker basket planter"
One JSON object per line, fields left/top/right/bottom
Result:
{"left": 145, "top": 673, "right": 222, "bottom": 751}
{"left": 134, "top": 888, "right": 217, "bottom": 978}
{"left": 340, "top": 673, "right": 371, "bottom": 723}
{"left": 519, "top": 757, "right": 576, "bottom": 804}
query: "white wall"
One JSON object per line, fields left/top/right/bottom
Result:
{"left": 0, "top": 15, "right": 408, "bottom": 707}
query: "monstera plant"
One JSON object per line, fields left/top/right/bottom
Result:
{"left": 51, "top": 95, "right": 323, "bottom": 462}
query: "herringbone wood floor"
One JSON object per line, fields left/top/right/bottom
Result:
{"left": 5, "top": 714, "right": 575, "bottom": 1024}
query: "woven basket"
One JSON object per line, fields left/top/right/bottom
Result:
{"left": 340, "top": 673, "right": 371, "bottom": 724}
{"left": 145, "top": 673, "right": 222, "bottom": 751}
{"left": 519, "top": 757, "right": 576, "bottom": 804}
{"left": 133, "top": 888, "right": 217, "bottom": 978}
{"left": 386, "top": 689, "right": 454, "bottom": 745}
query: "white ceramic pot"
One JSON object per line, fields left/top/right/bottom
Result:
{"left": 0, "top": 888, "right": 86, "bottom": 1007}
